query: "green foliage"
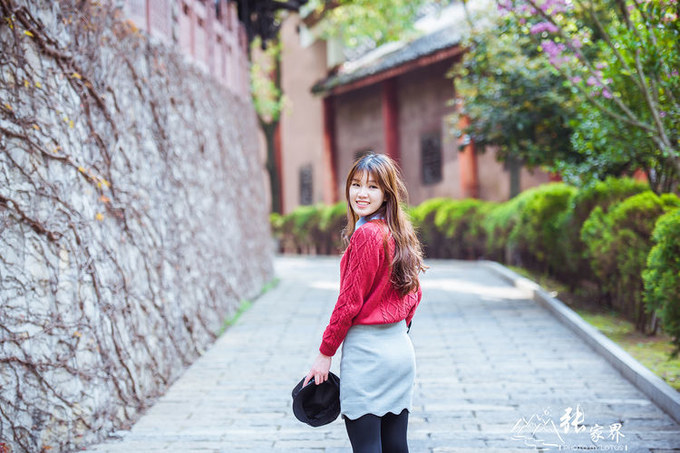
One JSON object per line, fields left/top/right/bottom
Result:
{"left": 581, "top": 191, "right": 680, "bottom": 332}
{"left": 481, "top": 186, "right": 542, "bottom": 262}
{"left": 319, "top": 202, "right": 348, "bottom": 254}
{"left": 434, "top": 199, "right": 490, "bottom": 259}
{"left": 509, "top": 183, "right": 577, "bottom": 272}
{"left": 409, "top": 198, "right": 452, "bottom": 258}
{"left": 451, "top": 9, "right": 579, "bottom": 170}
{"left": 271, "top": 203, "right": 347, "bottom": 254}
{"left": 250, "top": 36, "right": 284, "bottom": 124}
{"left": 503, "top": 0, "right": 680, "bottom": 191}
{"left": 305, "top": 0, "right": 430, "bottom": 49}
{"left": 644, "top": 209, "right": 680, "bottom": 356}
{"left": 555, "top": 177, "right": 649, "bottom": 283}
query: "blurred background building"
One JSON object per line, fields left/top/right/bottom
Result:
{"left": 276, "top": 2, "right": 553, "bottom": 214}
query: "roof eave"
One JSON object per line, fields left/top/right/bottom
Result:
{"left": 312, "top": 44, "right": 465, "bottom": 97}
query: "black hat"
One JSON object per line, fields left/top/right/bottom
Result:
{"left": 291, "top": 372, "right": 341, "bottom": 427}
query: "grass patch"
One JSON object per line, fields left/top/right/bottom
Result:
{"left": 215, "top": 277, "right": 280, "bottom": 337}
{"left": 216, "top": 300, "right": 252, "bottom": 337}
{"left": 509, "top": 266, "right": 680, "bottom": 391}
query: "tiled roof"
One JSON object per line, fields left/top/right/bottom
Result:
{"left": 312, "top": 24, "right": 462, "bottom": 94}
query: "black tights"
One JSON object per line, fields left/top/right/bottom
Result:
{"left": 344, "top": 409, "right": 409, "bottom": 453}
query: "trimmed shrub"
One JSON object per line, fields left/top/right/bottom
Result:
{"left": 481, "top": 189, "right": 535, "bottom": 262}
{"left": 409, "top": 198, "right": 452, "bottom": 258}
{"left": 554, "top": 177, "right": 649, "bottom": 285}
{"left": 466, "top": 201, "right": 498, "bottom": 260}
{"left": 434, "top": 199, "right": 490, "bottom": 259}
{"left": 643, "top": 208, "right": 680, "bottom": 356}
{"left": 286, "top": 205, "right": 324, "bottom": 253}
{"left": 581, "top": 192, "right": 680, "bottom": 332}
{"left": 509, "top": 183, "right": 577, "bottom": 273}
{"left": 318, "top": 202, "right": 348, "bottom": 254}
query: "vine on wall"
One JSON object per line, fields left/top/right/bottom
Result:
{"left": 0, "top": 1, "right": 272, "bottom": 451}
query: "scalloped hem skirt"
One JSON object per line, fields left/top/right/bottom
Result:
{"left": 339, "top": 320, "right": 416, "bottom": 420}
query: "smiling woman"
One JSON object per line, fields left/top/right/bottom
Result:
{"left": 301, "top": 153, "right": 427, "bottom": 453}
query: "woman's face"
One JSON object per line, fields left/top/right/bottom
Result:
{"left": 349, "top": 171, "right": 385, "bottom": 218}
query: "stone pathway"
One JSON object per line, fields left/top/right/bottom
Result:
{"left": 87, "top": 256, "right": 680, "bottom": 452}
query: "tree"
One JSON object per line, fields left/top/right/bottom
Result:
{"left": 451, "top": 8, "right": 580, "bottom": 197}
{"left": 304, "top": 0, "right": 428, "bottom": 48}
{"left": 498, "top": 0, "right": 680, "bottom": 193}
{"left": 251, "top": 36, "right": 285, "bottom": 213}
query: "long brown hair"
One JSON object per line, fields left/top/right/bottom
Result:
{"left": 343, "top": 153, "right": 426, "bottom": 296}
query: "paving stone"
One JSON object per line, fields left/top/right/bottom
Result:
{"left": 86, "top": 257, "right": 680, "bottom": 452}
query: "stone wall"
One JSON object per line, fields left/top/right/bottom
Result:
{"left": 0, "top": 1, "right": 272, "bottom": 451}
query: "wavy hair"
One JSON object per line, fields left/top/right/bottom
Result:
{"left": 343, "top": 153, "right": 426, "bottom": 296}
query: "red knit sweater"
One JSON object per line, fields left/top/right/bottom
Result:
{"left": 319, "top": 220, "right": 423, "bottom": 357}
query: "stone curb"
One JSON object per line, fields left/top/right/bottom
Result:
{"left": 480, "top": 260, "right": 680, "bottom": 425}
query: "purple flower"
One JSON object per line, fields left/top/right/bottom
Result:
{"left": 497, "top": 0, "right": 513, "bottom": 12}
{"left": 660, "top": 111, "right": 667, "bottom": 118}
{"left": 587, "top": 76, "right": 602, "bottom": 87}
{"left": 602, "top": 88, "right": 612, "bottom": 99}
{"left": 570, "top": 76, "right": 582, "bottom": 83}
{"left": 542, "top": 40, "right": 566, "bottom": 58}
{"left": 530, "top": 21, "right": 559, "bottom": 34}
{"left": 539, "top": 0, "right": 568, "bottom": 14}
{"left": 571, "top": 37, "right": 583, "bottom": 48}
{"left": 518, "top": 3, "right": 537, "bottom": 15}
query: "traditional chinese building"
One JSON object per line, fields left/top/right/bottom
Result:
{"left": 277, "top": 3, "right": 553, "bottom": 213}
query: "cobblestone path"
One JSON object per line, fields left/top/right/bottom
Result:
{"left": 88, "top": 256, "right": 680, "bottom": 452}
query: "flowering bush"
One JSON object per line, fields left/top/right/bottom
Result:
{"left": 497, "top": 0, "right": 680, "bottom": 192}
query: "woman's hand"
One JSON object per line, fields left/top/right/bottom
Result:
{"left": 303, "top": 353, "right": 332, "bottom": 386}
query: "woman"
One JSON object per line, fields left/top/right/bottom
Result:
{"left": 303, "top": 153, "right": 426, "bottom": 453}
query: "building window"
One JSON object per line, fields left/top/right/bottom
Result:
{"left": 299, "top": 164, "right": 313, "bottom": 206}
{"left": 421, "top": 132, "right": 442, "bottom": 185}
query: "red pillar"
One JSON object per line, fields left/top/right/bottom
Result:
{"left": 549, "top": 172, "right": 563, "bottom": 182}
{"left": 381, "top": 78, "right": 400, "bottom": 163}
{"left": 322, "top": 96, "right": 339, "bottom": 204}
{"left": 633, "top": 168, "right": 649, "bottom": 183}
{"left": 457, "top": 114, "right": 479, "bottom": 198}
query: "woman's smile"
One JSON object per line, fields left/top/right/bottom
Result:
{"left": 349, "top": 172, "right": 385, "bottom": 217}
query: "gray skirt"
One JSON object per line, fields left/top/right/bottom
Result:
{"left": 340, "top": 321, "right": 416, "bottom": 420}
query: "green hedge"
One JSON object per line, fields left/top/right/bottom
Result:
{"left": 553, "top": 177, "right": 649, "bottom": 285}
{"left": 270, "top": 202, "right": 347, "bottom": 254}
{"left": 643, "top": 208, "right": 680, "bottom": 355}
{"left": 581, "top": 191, "right": 680, "bottom": 332}
{"left": 509, "top": 183, "right": 577, "bottom": 273}
{"left": 270, "top": 180, "right": 680, "bottom": 342}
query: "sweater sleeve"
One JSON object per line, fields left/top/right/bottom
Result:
{"left": 405, "top": 285, "right": 422, "bottom": 327}
{"left": 319, "top": 226, "right": 383, "bottom": 356}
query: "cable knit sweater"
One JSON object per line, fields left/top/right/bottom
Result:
{"left": 319, "top": 219, "right": 423, "bottom": 357}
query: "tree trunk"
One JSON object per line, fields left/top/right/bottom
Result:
{"left": 262, "top": 120, "right": 281, "bottom": 214}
